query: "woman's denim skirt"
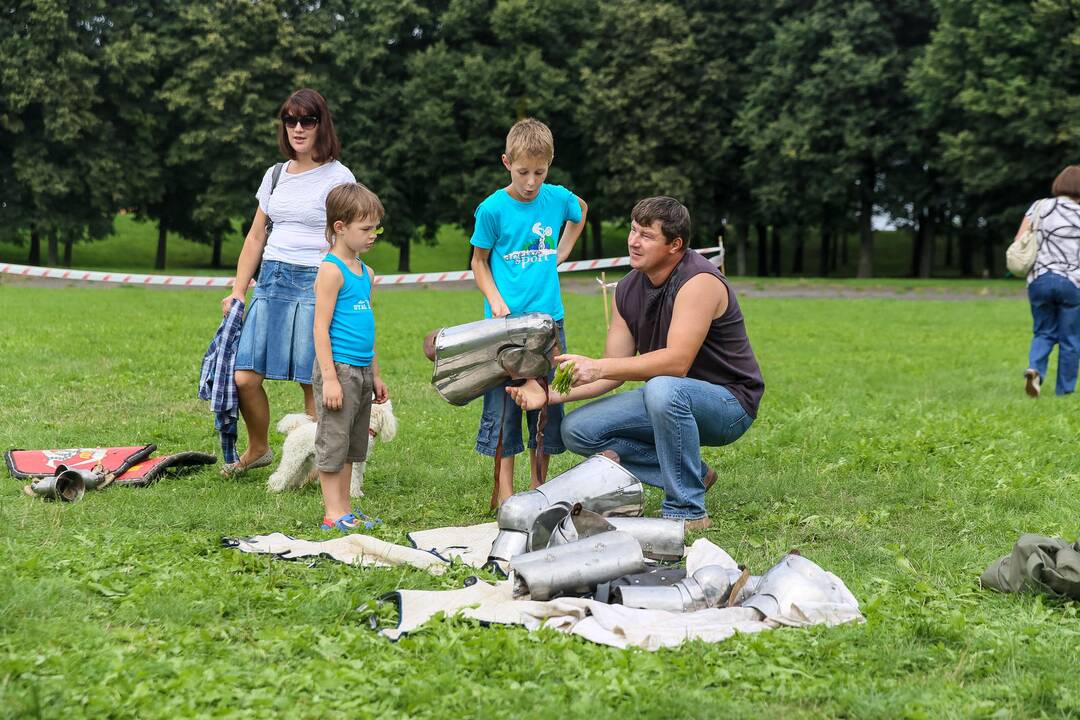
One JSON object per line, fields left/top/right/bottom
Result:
{"left": 235, "top": 259, "right": 318, "bottom": 384}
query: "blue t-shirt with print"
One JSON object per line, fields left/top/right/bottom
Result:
{"left": 470, "top": 184, "right": 582, "bottom": 320}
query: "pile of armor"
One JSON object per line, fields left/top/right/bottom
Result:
{"left": 492, "top": 453, "right": 857, "bottom": 617}
{"left": 425, "top": 314, "right": 854, "bottom": 618}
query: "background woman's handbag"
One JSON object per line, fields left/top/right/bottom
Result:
{"left": 1006, "top": 199, "right": 1045, "bottom": 276}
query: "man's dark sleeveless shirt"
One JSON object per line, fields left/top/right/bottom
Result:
{"left": 615, "top": 249, "right": 764, "bottom": 417}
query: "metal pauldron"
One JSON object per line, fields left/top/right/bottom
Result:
{"left": 24, "top": 464, "right": 97, "bottom": 502}
{"left": 430, "top": 313, "right": 559, "bottom": 406}
{"left": 487, "top": 453, "right": 646, "bottom": 569}
{"left": 615, "top": 565, "right": 758, "bottom": 612}
{"left": 530, "top": 503, "right": 685, "bottom": 563}
{"left": 510, "top": 530, "right": 646, "bottom": 601}
{"left": 740, "top": 553, "right": 857, "bottom": 618}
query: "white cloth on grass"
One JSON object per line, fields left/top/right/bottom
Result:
{"left": 406, "top": 522, "right": 500, "bottom": 566}
{"left": 223, "top": 522, "right": 499, "bottom": 570}
{"left": 226, "top": 532, "right": 449, "bottom": 573}
{"left": 378, "top": 539, "right": 864, "bottom": 651}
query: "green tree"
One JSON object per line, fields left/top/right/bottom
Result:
{"left": 737, "top": 0, "right": 934, "bottom": 278}
{"left": 910, "top": 0, "right": 1080, "bottom": 276}
{"left": 383, "top": 0, "right": 595, "bottom": 271}
{"left": 0, "top": 0, "right": 153, "bottom": 266}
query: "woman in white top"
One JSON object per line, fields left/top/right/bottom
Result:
{"left": 221, "top": 88, "right": 356, "bottom": 474}
{"left": 1019, "top": 165, "right": 1080, "bottom": 397}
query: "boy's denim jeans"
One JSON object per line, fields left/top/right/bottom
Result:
{"left": 1028, "top": 271, "right": 1080, "bottom": 395}
{"left": 561, "top": 376, "right": 753, "bottom": 520}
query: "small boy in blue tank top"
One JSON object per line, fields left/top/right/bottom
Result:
{"left": 313, "top": 182, "right": 389, "bottom": 532}
{"left": 470, "top": 118, "right": 589, "bottom": 506}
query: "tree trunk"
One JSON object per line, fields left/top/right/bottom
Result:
{"left": 910, "top": 209, "right": 925, "bottom": 277}
{"left": 155, "top": 223, "right": 167, "bottom": 270}
{"left": 982, "top": 229, "right": 995, "bottom": 277}
{"left": 590, "top": 215, "right": 603, "bottom": 260}
{"left": 770, "top": 226, "right": 782, "bottom": 277}
{"left": 917, "top": 208, "right": 936, "bottom": 279}
{"left": 28, "top": 228, "right": 41, "bottom": 265}
{"left": 211, "top": 233, "right": 223, "bottom": 268}
{"left": 735, "top": 223, "right": 747, "bottom": 276}
{"left": 791, "top": 225, "right": 805, "bottom": 275}
{"left": 856, "top": 164, "right": 874, "bottom": 278}
{"left": 819, "top": 226, "right": 831, "bottom": 277}
{"left": 397, "top": 238, "right": 411, "bottom": 273}
{"left": 63, "top": 233, "right": 73, "bottom": 267}
{"left": 959, "top": 224, "right": 975, "bottom": 277}
{"left": 840, "top": 234, "right": 847, "bottom": 268}
{"left": 47, "top": 229, "right": 59, "bottom": 266}
{"left": 756, "top": 223, "right": 768, "bottom": 277}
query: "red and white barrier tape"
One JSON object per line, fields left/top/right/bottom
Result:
{"left": 0, "top": 246, "right": 720, "bottom": 288}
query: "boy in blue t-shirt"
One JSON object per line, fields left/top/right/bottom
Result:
{"left": 470, "top": 117, "right": 589, "bottom": 506}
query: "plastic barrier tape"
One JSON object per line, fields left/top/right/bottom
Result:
{"left": 1, "top": 247, "right": 720, "bottom": 288}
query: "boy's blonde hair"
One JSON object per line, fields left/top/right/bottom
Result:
{"left": 325, "top": 182, "right": 385, "bottom": 245}
{"left": 505, "top": 118, "right": 554, "bottom": 163}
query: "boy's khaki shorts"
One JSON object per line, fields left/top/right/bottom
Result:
{"left": 313, "top": 362, "right": 374, "bottom": 472}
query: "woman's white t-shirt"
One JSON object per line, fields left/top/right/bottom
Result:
{"left": 255, "top": 159, "right": 356, "bottom": 267}
{"left": 1026, "top": 196, "right": 1080, "bottom": 287}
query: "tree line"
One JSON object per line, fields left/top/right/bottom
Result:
{"left": 2, "top": 0, "right": 1078, "bottom": 276}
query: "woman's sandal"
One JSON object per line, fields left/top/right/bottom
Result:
{"left": 220, "top": 448, "right": 274, "bottom": 477}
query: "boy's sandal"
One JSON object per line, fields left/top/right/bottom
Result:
{"left": 220, "top": 448, "right": 274, "bottom": 477}
{"left": 321, "top": 512, "right": 381, "bottom": 533}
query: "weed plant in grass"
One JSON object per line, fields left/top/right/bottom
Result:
{"left": 2, "top": 285, "right": 1080, "bottom": 718}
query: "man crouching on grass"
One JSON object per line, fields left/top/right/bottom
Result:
{"left": 507, "top": 196, "right": 764, "bottom": 531}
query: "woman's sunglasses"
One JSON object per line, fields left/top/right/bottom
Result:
{"left": 282, "top": 115, "right": 319, "bottom": 130}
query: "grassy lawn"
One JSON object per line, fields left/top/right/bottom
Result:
{"left": 2, "top": 284, "right": 1078, "bottom": 718}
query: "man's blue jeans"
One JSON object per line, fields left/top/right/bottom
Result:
{"left": 1028, "top": 272, "right": 1080, "bottom": 395}
{"left": 561, "top": 377, "right": 753, "bottom": 520}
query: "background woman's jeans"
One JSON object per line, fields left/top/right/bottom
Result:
{"left": 1028, "top": 272, "right": 1080, "bottom": 395}
{"left": 561, "top": 376, "right": 753, "bottom": 520}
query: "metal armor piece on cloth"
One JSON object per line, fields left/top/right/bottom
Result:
{"left": 56, "top": 464, "right": 111, "bottom": 490}
{"left": 741, "top": 553, "right": 857, "bottom": 619}
{"left": 614, "top": 564, "right": 752, "bottom": 612}
{"left": 24, "top": 469, "right": 87, "bottom": 502}
{"left": 606, "top": 517, "right": 685, "bottom": 563}
{"left": 510, "top": 531, "right": 646, "bottom": 600}
{"left": 531, "top": 503, "right": 685, "bottom": 562}
{"left": 594, "top": 567, "right": 687, "bottom": 604}
{"left": 488, "top": 453, "right": 645, "bottom": 567}
{"left": 430, "top": 313, "right": 559, "bottom": 406}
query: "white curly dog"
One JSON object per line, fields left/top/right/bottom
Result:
{"left": 267, "top": 400, "right": 397, "bottom": 497}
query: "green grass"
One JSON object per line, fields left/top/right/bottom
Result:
{"left": 2, "top": 284, "right": 1079, "bottom": 718}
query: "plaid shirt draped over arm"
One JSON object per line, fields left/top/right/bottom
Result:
{"left": 198, "top": 299, "right": 245, "bottom": 463}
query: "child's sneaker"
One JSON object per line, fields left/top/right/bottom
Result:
{"left": 320, "top": 511, "right": 381, "bottom": 533}
{"left": 352, "top": 508, "right": 383, "bottom": 528}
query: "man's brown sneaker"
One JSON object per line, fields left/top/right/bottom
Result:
{"left": 684, "top": 516, "right": 712, "bottom": 532}
{"left": 703, "top": 464, "right": 717, "bottom": 491}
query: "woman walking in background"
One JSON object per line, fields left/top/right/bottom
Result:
{"left": 220, "top": 88, "right": 356, "bottom": 474}
{"left": 1021, "top": 165, "right": 1080, "bottom": 397}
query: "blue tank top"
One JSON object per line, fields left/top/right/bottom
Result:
{"left": 323, "top": 253, "right": 375, "bottom": 366}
